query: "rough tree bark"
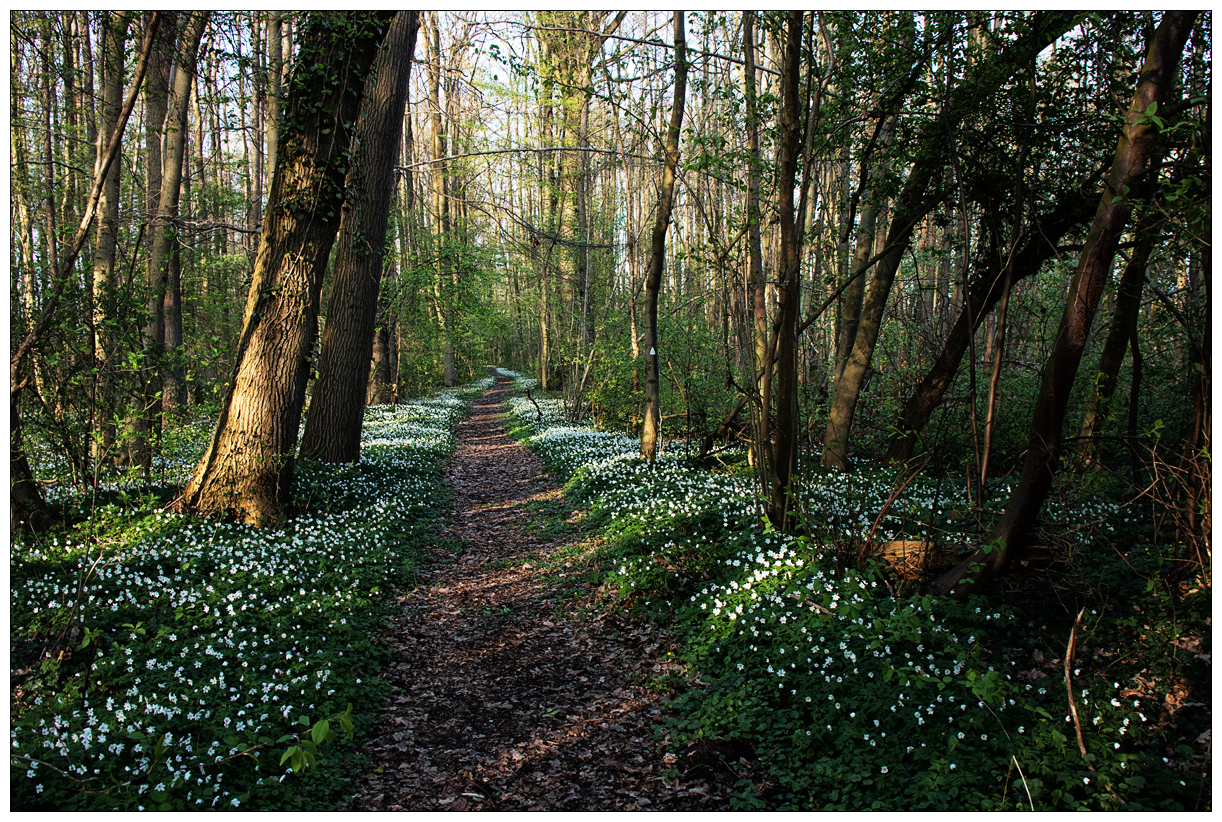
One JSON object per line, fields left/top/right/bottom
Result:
{"left": 179, "top": 12, "right": 395, "bottom": 527}
{"left": 639, "top": 11, "right": 687, "bottom": 463}
{"left": 299, "top": 10, "right": 420, "bottom": 463}
{"left": 930, "top": 10, "right": 1199, "bottom": 597}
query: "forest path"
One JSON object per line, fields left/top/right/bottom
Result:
{"left": 342, "top": 376, "right": 733, "bottom": 811}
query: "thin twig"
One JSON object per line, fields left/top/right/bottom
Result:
{"left": 1064, "top": 607, "right": 1096, "bottom": 770}
{"left": 1012, "top": 756, "right": 1035, "bottom": 810}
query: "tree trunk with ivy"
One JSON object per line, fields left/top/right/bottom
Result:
{"left": 300, "top": 10, "right": 419, "bottom": 463}
{"left": 179, "top": 11, "right": 395, "bottom": 526}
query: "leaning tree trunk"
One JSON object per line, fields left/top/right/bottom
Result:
{"left": 885, "top": 193, "right": 1095, "bottom": 463}
{"left": 639, "top": 11, "right": 687, "bottom": 463}
{"left": 299, "top": 11, "right": 419, "bottom": 463}
{"left": 931, "top": 10, "right": 1199, "bottom": 597}
{"left": 179, "top": 12, "right": 394, "bottom": 527}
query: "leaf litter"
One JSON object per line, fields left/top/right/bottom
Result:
{"left": 341, "top": 377, "right": 735, "bottom": 811}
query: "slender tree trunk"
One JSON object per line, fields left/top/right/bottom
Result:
{"left": 300, "top": 10, "right": 419, "bottom": 462}
{"left": 90, "top": 11, "right": 132, "bottom": 465}
{"left": 538, "top": 38, "right": 557, "bottom": 389}
{"left": 576, "top": 74, "right": 593, "bottom": 346}
{"left": 742, "top": 11, "right": 769, "bottom": 479}
{"left": 162, "top": 236, "right": 187, "bottom": 414}
{"left": 931, "top": 10, "right": 1198, "bottom": 597}
{"left": 179, "top": 12, "right": 395, "bottom": 527}
{"left": 425, "top": 13, "right": 456, "bottom": 387}
{"left": 267, "top": 12, "right": 282, "bottom": 181}
{"left": 1075, "top": 220, "right": 1159, "bottom": 464}
{"left": 139, "top": 11, "right": 208, "bottom": 470}
{"left": 369, "top": 116, "right": 414, "bottom": 406}
{"left": 639, "top": 12, "right": 687, "bottom": 463}
{"left": 766, "top": 11, "right": 805, "bottom": 528}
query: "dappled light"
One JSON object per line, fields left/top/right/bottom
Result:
{"left": 9, "top": 9, "right": 1211, "bottom": 813}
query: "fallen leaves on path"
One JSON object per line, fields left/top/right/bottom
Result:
{"left": 342, "top": 378, "right": 735, "bottom": 811}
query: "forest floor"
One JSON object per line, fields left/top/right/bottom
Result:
{"left": 340, "top": 377, "right": 735, "bottom": 811}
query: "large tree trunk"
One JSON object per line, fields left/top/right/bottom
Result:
{"left": 931, "top": 10, "right": 1199, "bottom": 597}
{"left": 885, "top": 194, "right": 1096, "bottom": 463}
{"left": 639, "top": 12, "right": 687, "bottom": 463}
{"left": 300, "top": 11, "right": 419, "bottom": 463}
{"left": 179, "top": 12, "right": 395, "bottom": 527}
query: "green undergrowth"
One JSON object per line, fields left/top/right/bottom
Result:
{"left": 496, "top": 368, "right": 1211, "bottom": 812}
{"left": 10, "top": 378, "right": 493, "bottom": 811}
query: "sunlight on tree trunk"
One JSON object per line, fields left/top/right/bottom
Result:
{"left": 300, "top": 11, "right": 419, "bottom": 463}
{"left": 640, "top": 12, "right": 686, "bottom": 463}
{"left": 180, "top": 12, "right": 395, "bottom": 527}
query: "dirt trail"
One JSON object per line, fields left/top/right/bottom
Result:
{"left": 343, "top": 377, "right": 734, "bottom": 811}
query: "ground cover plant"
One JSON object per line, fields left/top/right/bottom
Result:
{"left": 499, "top": 369, "right": 1211, "bottom": 811}
{"left": 10, "top": 381, "right": 490, "bottom": 811}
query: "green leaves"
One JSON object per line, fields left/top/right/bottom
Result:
{"left": 279, "top": 704, "right": 353, "bottom": 773}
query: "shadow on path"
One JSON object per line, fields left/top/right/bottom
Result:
{"left": 342, "top": 377, "right": 734, "bottom": 811}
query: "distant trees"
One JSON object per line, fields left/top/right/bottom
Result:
{"left": 9, "top": 11, "right": 1211, "bottom": 588}
{"left": 933, "top": 10, "right": 1201, "bottom": 595}
{"left": 11, "top": 13, "right": 161, "bottom": 527}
